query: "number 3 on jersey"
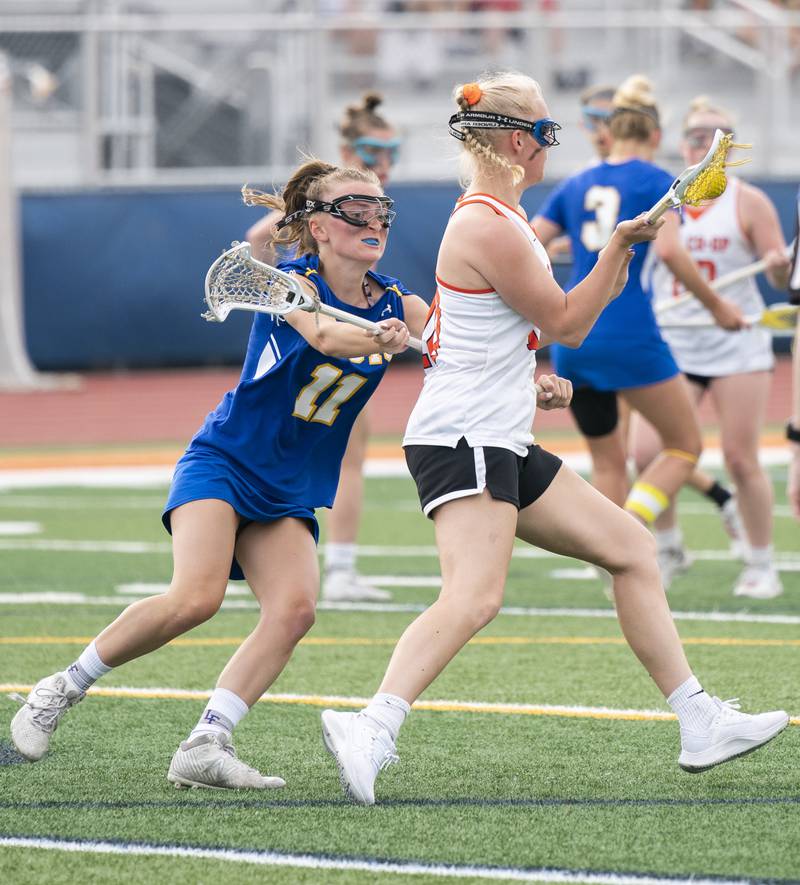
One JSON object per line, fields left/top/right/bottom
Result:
{"left": 293, "top": 364, "right": 367, "bottom": 426}
{"left": 580, "top": 185, "right": 621, "bottom": 252}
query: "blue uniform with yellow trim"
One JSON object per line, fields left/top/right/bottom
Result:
{"left": 538, "top": 158, "right": 679, "bottom": 391}
{"left": 163, "top": 253, "right": 409, "bottom": 578}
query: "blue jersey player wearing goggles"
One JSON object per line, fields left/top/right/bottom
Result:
{"left": 10, "top": 158, "right": 430, "bottom": 791}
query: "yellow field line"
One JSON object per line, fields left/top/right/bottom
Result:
{"left": 3, "top": 635, "right": 800, "bottom": 648}
{"left": 1, "top": 683, "right": 797, "bottom": 726}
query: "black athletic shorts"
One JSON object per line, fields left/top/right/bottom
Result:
{"left": 684, "top": 371, "right": 713, "bottom": 390}
{"left": 569, "top": 387, "right": 619, "bottom": 438}
{"left": 404, "top": 437, "right": 562, "bottom": 518}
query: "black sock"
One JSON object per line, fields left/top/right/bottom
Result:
{"left": 704, "top": 480, "right": 732, "bottom": 510}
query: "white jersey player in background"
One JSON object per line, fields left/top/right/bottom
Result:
{"left": 633, "top": 96, "right": 792, "bottom": 600}
{"left": 319, "top": 72, "right": 787, "bottom": 807}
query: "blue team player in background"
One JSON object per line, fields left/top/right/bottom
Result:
{"left": 11, "top": 158, "right": 430, "bottom": 790}
{"left": 533, "top": 74, "right": 745, "bottom": 541}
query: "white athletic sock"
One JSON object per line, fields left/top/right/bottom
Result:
{"left": 667, "top": 675, "right": 717, "bottom": 733}
{"left": 362, "top": 692, "right": 410, "bottom": 742}
{"left": 654, "top": 526, "right": 683, "bottom": 551}
{"left": 64, "top": 641, "right": 112, "bottom": 694}
{"left": 748, "top": 545, "right": 774, "bottom": 569}
{"left": 325, "top": 542, "right": 357, "bottom": 574}
{"left": 189, "top": 688, "right": 249, "bottom": 740}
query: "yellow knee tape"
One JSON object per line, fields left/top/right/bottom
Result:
{"left": 625, "top": 481, "right": 670, "bottom": 525}
{"left": 662, "top": 448, "right": 699, "bottom": 466}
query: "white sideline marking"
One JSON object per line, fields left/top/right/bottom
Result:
{"left": 0, "top": 521, "right": 41, "bottom": 535}
{"left": 0, "top": 447, "right": 791, "bottom": 489}
{"left": 115, "top": 576, "right": 443, "bottom": 596}
{"left": 2, "top": 536, "right": 800, "bottom": 567}
{"left": 4, "top": 591, "right": 800, "bottom": 626}
{"left": 549, "top": 567, "right": 600, "bottom": 581}
{"left": 0, "top": 837, "right": 754, "bottom": 885}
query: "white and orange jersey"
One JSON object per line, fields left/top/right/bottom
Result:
{"left": 403, "top": 193, "right": 551, "bottom": 456}
{"left": 651, "top": 177, "right": 773, "bottom": 376}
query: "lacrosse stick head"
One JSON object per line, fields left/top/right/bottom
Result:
{"left": 203, "top": 241, "right": 312, "bottom": 322}
{"left": 759, "top": 303, "right": 799, "bottom": 331}
{"left": 681, "top": 130, "right": 751, "bottom": 207}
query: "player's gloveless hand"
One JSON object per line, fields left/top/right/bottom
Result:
{"left": 535, "top": 374, "right": 573, "bottom": 410}
{"left": 370, "top": 317, "right": 410, "bottom": 353}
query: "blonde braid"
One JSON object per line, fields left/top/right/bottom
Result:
{"left": 453, "top": 73, "right": 541, "bottom": 187}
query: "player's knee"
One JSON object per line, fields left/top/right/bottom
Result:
{"left": 467, "top": 591, "right": 504, "bottom": 631}
{"left": 723, "top": 447, "right": 758, "bottom": 482}
{"left": 605, "top": 519, "right": 658, "bottom": 575}
{"left": 271, "top": 595, "right": 317, "bottom": 642}
{"left": 170, "top": 591, "right": 224, "bottom": 630}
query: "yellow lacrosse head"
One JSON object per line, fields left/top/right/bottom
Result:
{"left": 683, "top": 132, "right": 751, "bottom": 206}
{"left": 759, "top": 304, "right": 799, "bottom": 331}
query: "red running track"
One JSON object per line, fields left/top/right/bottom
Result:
{"left": 0, "top": 356, "right": 794, "bottom": 449}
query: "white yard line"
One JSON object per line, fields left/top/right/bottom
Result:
{"left": 0, "top": 521, "right": 41, "bottom": 535}
{"left": 3, "top": 589, "right": 800, "bottom": 626}
{"left": 0, "top": 836, "right": 762, "bottom": 885}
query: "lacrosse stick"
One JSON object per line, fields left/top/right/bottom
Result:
{"left": 203, "top": 242, "right": 422, "bottom": 352}
{"left": 658, "top": 302, "right": 798, "bottom": 333}
{"left": 645, "top": 129, "right": 751, "bottom": 224}
{"left": 656, "top": 240, "right": 796, "bottom": 316}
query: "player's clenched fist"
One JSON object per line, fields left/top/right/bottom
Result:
{"left": 535, "top": 373, "right": 572, "bottom": 410}
{"left": 370, "top": 317, "right": 410, "bottom": 353}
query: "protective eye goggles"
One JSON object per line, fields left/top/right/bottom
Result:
{"left": 580, "top": 106, "right": 611, "bottom": 132}
{"left": 351, "top": 136, "right": 402, "bottom": 168}
{"left": 277, "top": 194, "right": 396, "bottom": 231}
{"left": 448, "top": 111, "right": 561, "bottom": 148}
{"left": 683, "top": 126, "right": 734, "bottom": 149}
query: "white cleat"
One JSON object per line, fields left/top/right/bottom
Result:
{"left": 657, "top": 545, "right": 693, "bottom": 590}
{"left": 321, "top": 709, "right": 398, "bottom": 805}
{"left": 679, "top": 698, "right": 788, "bottom": 772}
{"left": 323, "top": 569, "right": 392, "bottom": 603}
{"left": 733, "top": 566, "right": 783, "bottom": 600}
{"left": 9, "top": 672, "right": 85, "bottom": 761}
{"left": 167, "top": 732, "right": 286, "bottom": 790}
{"left": 720, "top": 496, "right": 747, "bottom": 559}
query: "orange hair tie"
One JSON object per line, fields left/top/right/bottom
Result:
{"left": 462, "top": 83, "right": 482, "bottom": 106}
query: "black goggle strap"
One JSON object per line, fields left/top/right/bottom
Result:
{"left": 448, "top": 112, "right": 561, "bottom": 147}
{"left": 275, "top": 195, "right": 394, "bottom": 231}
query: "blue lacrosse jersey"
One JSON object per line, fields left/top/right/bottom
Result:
{"left": 538, "top": 158, "right": 679, "bottom": 390}
{"left": 167, "top": 253, "right": 409, "bottom": 518}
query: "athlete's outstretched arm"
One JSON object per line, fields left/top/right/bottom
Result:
{"left": 655, "top": 212, "right": 745, "bottom": 330}
{"left": 285, "top": 277, "right": 411, "bottom": 358}
{"left": 438, "top": 206, "right": 660, "bottom": 347}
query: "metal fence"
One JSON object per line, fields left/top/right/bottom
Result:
{"left": 1, "top": 0, "right": 799, "bottom": 188}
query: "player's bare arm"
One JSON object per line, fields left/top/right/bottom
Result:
{"left": 440, "top": 205, "right": 660, "bottom": 347}
{"left": 285, "top": 275, "right": 411, "bottom": 357}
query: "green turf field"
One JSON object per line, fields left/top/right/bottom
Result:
{"left": 0, "top": 474, "right": 798, "bottom": 884}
